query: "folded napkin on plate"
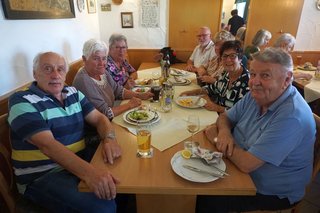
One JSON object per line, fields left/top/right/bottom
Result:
{"left": 191, "top": 146, "right": 223, "bottom": 164}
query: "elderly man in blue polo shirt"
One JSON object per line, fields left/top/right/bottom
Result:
{"left": 8, "top": 52, "right": 121, "bottom": 212}
{"left": 197, "top": 48, "right": 316, "bottom": 212}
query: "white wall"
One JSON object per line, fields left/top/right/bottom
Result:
{"left": 0, "top": 0, "right": 319, "bottom": 97}
{"left": 0, "top": 1, "right": 100, "bottom": 97}
{"left": 97, "top": 0, "right": 168, "bottom": 48}
{"left": 294, "top": 0, "right": 320, "bottom": 51}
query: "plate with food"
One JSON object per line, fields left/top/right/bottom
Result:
{"left": 132, "top": 86, "right": 150, "bottom": 93}
{"left": 171, "top": 151, "right": 226, "bottom": 183}
{"left": 175, "top": 96, "right": 207, "bottom": 108}
{"left": 123, "top": 109, "right": 160, "bottom": 125}
{"left": 168, "top": 77, "right": 191, "bottom": 86}
{"left": 135, "top": 79, "right": 153, "bottom": 86}
{"left": 170, "top": 68, "right": 188, "bottom": 76}
{"left": 297, "top": 62, "right": 317, "bottom": 71}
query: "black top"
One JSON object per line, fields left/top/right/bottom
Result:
{"left": 228, "top": 15, "right": 245, "bottom": 36}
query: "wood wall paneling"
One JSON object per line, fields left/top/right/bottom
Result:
{"left": 169, "top": 0, "right": 222, "bottom": 51}
{"left": 244, "top": 0, "right": 304, "bottom": 47}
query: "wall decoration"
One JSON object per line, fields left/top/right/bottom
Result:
{"left": 101, "top": 3, "right": 111, "bottom": 12}
{"left": 141, "top": 0, "right": 160, "bottom": 28}
{"left": 121, "top": 12, "right": 134, "bottom": 28}
{"left": 77, "top": 0, "right": 85, "bottom": 12}
{"left": 87, "top": 0, "right": 96, "bottom": 13}
{"left": 1, "top": 0, "right": 75, "bottom": 19}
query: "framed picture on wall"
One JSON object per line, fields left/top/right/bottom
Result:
{"left": 121, "top": 12, "right": 134, "bottom": 28}
{"left": 1, "top": 0, "right": 75, "bottom": 19}
{"left": 87, "top": 0, "right": 96, "bottom": 13}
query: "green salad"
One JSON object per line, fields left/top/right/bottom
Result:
{"left": 129, "top": 111, "right": 149, "bottom": 120}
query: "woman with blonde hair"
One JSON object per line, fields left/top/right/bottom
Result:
{"left": 244, "top": 29, "right": 272, "bottom": 60}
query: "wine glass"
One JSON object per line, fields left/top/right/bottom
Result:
{"left": 186, "top": 115, "right": 200, "bottom": 143}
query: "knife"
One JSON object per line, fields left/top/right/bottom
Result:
{"left": 182, "top": 165, "right": 224, "bottom": 178}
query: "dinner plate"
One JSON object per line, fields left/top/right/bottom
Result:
{"left": 168, "top": 78, "right": 191, "bottom": 86}
{"left": 123, "top": 109, "right": 161, "bottom": 125}
{"left": 175, "top": 96, "right": 207, "bottom": 108}
{"left": 171, "top": 151, "right": 226, "bottom": 183}
{"left": 132, "top": 86, "right": 151, "bottom": 93}
{"left": 135, "top": 79, "right": 153, "bottom": 86}
{"left": 170, "top": 68, "right": 188, "bottom": 76}
{"left": 297, "top": 66, "right": 317, "bottom": 71}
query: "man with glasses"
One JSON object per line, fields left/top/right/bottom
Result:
{"left": 186, "top": 26, "right": 216, "bottom": 72}
{"left": 106, "top": 34, "right": 137, "bottom": 89}
{"left": 8, "top": 52, "right": 121, "bottom": 212}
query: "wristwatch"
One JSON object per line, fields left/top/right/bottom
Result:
{"left": 103, "top": 131, "right": 116, "bottom": 141}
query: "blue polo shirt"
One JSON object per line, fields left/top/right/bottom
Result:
{"left": 227, "top": 85, "right": 315, "bottom": 204}
{"left": 8, "top": 82, "right": 94, "bottom": 187}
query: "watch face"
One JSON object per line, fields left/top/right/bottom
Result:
{"left": 77, "top": 0, "right": 85, "bottom": 12}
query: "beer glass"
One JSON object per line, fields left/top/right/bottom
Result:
{"left": 136, "top": 124, "right": 153, "bottom": 158}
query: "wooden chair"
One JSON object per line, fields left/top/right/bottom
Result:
{"left": 65, "top": 59, "right": 84, "bottom": 86}
{"left": 0, "top": 114, "right": 45, "bottom": 212}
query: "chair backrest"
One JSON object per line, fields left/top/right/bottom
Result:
{"left": 0, "top": 113, "right": 16, "bottom": 213}
{"left": 65, "top": 59, "right": 84, "bottom": 86}
{"left": 313, "top": 113, "right": 320, "bottom": 179}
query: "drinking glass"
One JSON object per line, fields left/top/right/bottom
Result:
{"left": 136, "top": 123, "right": 153, "bottom": 158}
{"left": 186, "top": 115, "right": 200, "bottom": 143}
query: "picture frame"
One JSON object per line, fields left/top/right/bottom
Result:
{"left": 87, "top": 0, "right": 96, "bottom": 13}
{"left": 1, "top": 0, "right": 75, "bottom": 19}
{"left": 121, "top": 12, "right": 134, "bottom": 28}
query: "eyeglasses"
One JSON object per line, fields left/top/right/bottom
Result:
{"left": 196, "top": 34, "right": 210, "bottom": 38}
{"left": 113, "top": 46, "right": 127, "bottom": 50}
{"left": 221, "top": 53, "right": 238, "bottom": 60}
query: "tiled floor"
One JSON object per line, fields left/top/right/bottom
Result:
{"left": 296, "top": 172, "right": 320, "bottom": 213}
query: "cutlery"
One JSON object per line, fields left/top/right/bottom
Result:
{"left": 200, "top": 158, "right": 230, "bottom": 176}
{"left": 182, "top": 164, "right": 224, "bottom": 178}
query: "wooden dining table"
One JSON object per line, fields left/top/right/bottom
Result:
{"left": 78, "top": 63, "right": 256, "bottom": 213}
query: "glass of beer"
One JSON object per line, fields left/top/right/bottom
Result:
{"left": 136, "top": 123, "right": 153, "bottom": 158}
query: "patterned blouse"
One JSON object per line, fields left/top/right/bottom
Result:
{"left": 106, "top": 55, "right": 136, "bottom": 86}
{"left": 204, "top": 66, "right": 250, "bottom": 109}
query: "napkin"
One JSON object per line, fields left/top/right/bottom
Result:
{"left": 191, "top": 146, "right": 222, "bottom": 164}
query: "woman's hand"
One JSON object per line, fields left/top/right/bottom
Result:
{"left": 124, "top": 79, "right": 136, "bottom": 89}
{"left": 199, "top": 75, "right": 216, "bottom": 84}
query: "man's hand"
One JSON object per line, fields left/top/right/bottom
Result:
{"left": 215, "top": 131, "right": 235, "bottom": 157}
{"left": 185, "top": 64, "right": 196, "bottom": 72}
{"left": 85, "top": 167, "right": 120, "bottom": 200}
{"left": 101, "top": 139, "right": 122, "bottom": 164}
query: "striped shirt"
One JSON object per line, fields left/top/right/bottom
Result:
{"left": 8, "top": 82, "right": 94, "bottom": 188}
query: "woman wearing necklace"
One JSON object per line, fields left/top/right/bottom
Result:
{"left": 180, "top": 40, "right": 249, "bottom": 113}
{"left": 106, "top": 34, "right": 137, "bottom": 89}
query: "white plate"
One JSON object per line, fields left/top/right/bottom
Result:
{"left": 123, "top": 109, "right": 161, "bottom": 125}
{"left": 135, "top": 79, "right": 153, "bottom": 86}
{"left": 169, "top": 78, "right": 191, "bottom": 86}
{"left": 171, "top": 151, "right": 226, "bottom": 183}
{"left": 132, "top": 86, "right": 151, "bottom": 93}
{"left": 170, "top": 68, "right": 188, "bottom": 76}
{"left": 297, "top": 66, "right": 317, "bottom": 71}
{"left": 175, "top": 96, "right": 207, "bottom": 108}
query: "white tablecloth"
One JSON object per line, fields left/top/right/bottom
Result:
{"left": 112, "top": 67, "right": 218, "bottom": 151}
{"left": 294, "top": 70, "right": 320, "bottom": 103}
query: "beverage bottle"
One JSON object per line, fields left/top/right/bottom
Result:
{"left": 160, "top": 54, "right": 170, "bottom": 84}
{"left": 316, "top": 60, "right": 320, "bottom": 79}
{"left": 160, "top": 82, "right": 173, "bottom": 112}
